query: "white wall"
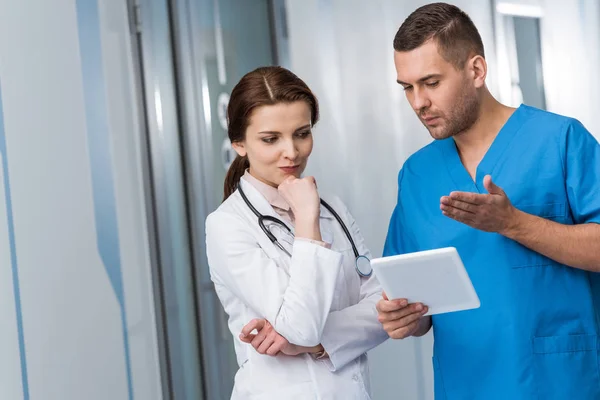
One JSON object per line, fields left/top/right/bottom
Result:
{"left": 0, "top": 1, "right": 162, "bottom": 399}
{"left": 539, "top": 0, "right": 600, "bottom": 137}
{"left": 494, "top": 0, "right": 600, "bottom": 139}
{"left": 285, "top": 0, "right": 600, "bottom": 399}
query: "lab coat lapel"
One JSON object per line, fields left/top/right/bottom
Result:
{"left": 238, "top": 179, "right": 295, "bottom": 254}
{"left": 318, "top": 201, "right": 336, "bottom": 246}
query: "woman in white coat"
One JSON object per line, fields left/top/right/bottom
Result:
{"left": 205, "top": 66, "right": 387, "bottom": 399}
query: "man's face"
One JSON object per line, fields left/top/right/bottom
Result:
{"left": 394, "top": 40, "right": 480, "bottom": 140}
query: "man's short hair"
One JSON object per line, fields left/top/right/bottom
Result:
{"left": 393, "top": 2, "right": 485, "bottom": 69}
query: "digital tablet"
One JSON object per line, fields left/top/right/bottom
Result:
{"left": 371, "top": 247, "right": 480, "bottom": 316}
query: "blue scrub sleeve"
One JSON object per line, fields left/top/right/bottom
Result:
{"left": 383, "top": 168, "right": 411, "bottom": 257}
{"left": 562, "top": 120, "right": 600, "bottom": 225}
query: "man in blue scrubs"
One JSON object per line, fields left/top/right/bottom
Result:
{"left": 376, "top": 3, "right": 600, "bottom": 399}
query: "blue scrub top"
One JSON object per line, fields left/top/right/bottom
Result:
{"left": 384, "top": 105, "right": 600, "bottom": 399}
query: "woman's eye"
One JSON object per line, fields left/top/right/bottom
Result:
{"left": 262, "top": 137, "right": 277, "bottom": 144}
{"left": 295, "top": 131, "right": 311, "bottom": 138}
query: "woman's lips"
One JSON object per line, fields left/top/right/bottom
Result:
{"left": 279, "top": 165, "right": 299, "bottom": 174}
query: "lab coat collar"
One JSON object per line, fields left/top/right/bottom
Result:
{"left": 238, "top": 177, "right": 336, "bottom": 221}
{"left": 242, "top": 171, "right": 291, "bottom": 212}
{"left": 237, "top": 179, "right": 335, "bottom": 247}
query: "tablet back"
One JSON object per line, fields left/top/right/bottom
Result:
{"left": 371, "top": 247, "right": 480, "bottom": 315}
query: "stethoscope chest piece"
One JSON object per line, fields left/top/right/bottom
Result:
{"left": 355, "top": 255, "right": 372, "bottom": 277}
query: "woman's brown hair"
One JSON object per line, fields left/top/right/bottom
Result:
{"left": 223, "top": 66, "right": 319, "bottom": 201}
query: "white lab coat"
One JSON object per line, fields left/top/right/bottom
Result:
{"left": 205, "top": 178, "right": 388, "bottom": 400}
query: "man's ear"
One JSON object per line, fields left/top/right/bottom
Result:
{"left": 469, "top": 55, "right": 487, "bottom": 89}
{"left": 231, "top": 141, "right": 247, "bottom": 157}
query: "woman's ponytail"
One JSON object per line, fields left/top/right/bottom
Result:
{"left": 223, "top": 155, "right": 249, "bottom": 201}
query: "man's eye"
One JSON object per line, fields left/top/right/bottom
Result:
{"left": 426, "top": 81, "right": 439, "bottom": 88}
{"left": 403, "top": 86, "right": 413, "bottom": 92}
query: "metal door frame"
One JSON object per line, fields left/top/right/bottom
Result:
{"left": 126, "top": 0, "right": 207, "bottom": 398}
{"left": 125, "top": 0, "right": 291, "bottom": 398}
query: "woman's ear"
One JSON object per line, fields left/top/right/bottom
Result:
{"left": 231, "top": 141, "right": 247, "bottom": 157}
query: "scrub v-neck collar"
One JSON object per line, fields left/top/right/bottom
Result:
{"left": 440, "top": 104, "right": 527, "bottom": 193}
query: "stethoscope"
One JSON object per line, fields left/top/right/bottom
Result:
{"left": 237, "top": 184, "right": 372, "bottom": 277}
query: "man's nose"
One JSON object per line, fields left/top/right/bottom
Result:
{"left": 411, "top": 88, "right": 431, "bottom": 111}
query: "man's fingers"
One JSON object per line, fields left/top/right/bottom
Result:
{"left": 382, "top": 306, "right": 427, "bottom": 329}
{"left": 447, "top": 191, "right": 487, "bottom": 205}
{"left": 382, "top": 291, "right": 389, "bottom": 301}
{"left": 241, "top": 319, "right": 265, "bottom": 337}
{"left": 376, "top": 298, "right": 408, "bottom": 313}
{"left": 389, "top": 319, "right": 421, "bottom": 339}
{"left": 378, "top": 302, "right": 425, "bottom": 322}
{"left": 389, "top": 303, "right": 427, "bottom": 321}
{"left": 440, "top": 198, "right": 476, "bottom": 214}
{"left": 442, "top": 207, "right": 474, "bottom": 224}
{"left": 483, "top": 175, "right": 504, "bottom": 195}
{"left": 385, "top": 307, "right": 428, "bottom": 339}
